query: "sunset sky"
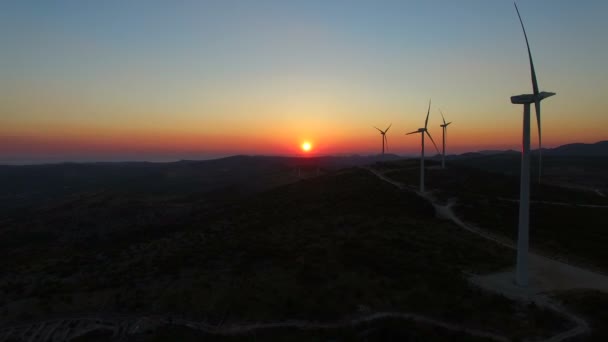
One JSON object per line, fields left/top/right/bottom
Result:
{"left": 1, "top": 0, "right": 607, "bottom": 163}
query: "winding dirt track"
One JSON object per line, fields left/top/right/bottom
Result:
{"left": 364, "top": 166, "right": 608, "bottom": 342}
{"left": 0, "top": 311, "right": 510, "bottom": 342}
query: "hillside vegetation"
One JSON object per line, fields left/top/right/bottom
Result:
{"left": 0, "top": 168, "right": 569, "bottom": 340}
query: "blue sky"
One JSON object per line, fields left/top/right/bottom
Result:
{"left": 1, "top": 0, "right": 607, "bottom": 162}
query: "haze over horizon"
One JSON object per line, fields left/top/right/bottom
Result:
{"left": 2, "top": 0, "right": 607, "bottom": 163}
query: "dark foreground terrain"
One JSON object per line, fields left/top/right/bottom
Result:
{"left": 1, "top": 154, "right": 607, "bottom": 340}
{"left": 379, "top": 155, "right": 608, "bottom": 271}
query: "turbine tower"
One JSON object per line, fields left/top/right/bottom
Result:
{"left": 407, "top": 99, "right": 440, "bottom": 192}
{"left": 439, "top": 109, "right": 452, "bottom": 169}
{"left": 374, "top": 124, "right": 392, "bottom": 156}
{"left": 511, "top": 2, "right": 555, "bottom": 287}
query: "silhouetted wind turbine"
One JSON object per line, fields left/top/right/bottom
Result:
{"left": 406, "top": 100, "right": 440, "bottom": 192}
{"left": 511, "top": 2, "right": 555, "bottom": 287}
{"left": 439, "top": 109, "right": 452, "bottom": 169}
{"left": 374, "top": 124, "right": 392, "bottom": 156}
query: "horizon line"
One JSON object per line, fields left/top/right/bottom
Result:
{"left": 4, "top": 141, "right": 606, "bottom": 166}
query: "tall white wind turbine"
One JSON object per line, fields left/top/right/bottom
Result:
{"left": 374, "top": 124, "right": 392, "bottom": 156}
{"left": 439, "top": 109, "right": 452, "bottom": 169}
{"left": 511, "top": 2, "right": 555, "bottom": 287}
{"left": 407, "top": 100, "right": 440, "bottom": 192}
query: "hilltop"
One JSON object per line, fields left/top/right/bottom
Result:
{"left": 1, "top": 146, "right": 607, "bottom": 340}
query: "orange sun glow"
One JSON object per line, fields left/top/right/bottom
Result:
{"left": 301, "top": 142, "right": 312, "bottom": 152}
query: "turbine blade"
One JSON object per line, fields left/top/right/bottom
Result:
{"left": 384, "top": 135, "right": 389, "bottom": 151}
{"left": 514, "top": 2, "right": 539, "bottom": 95}
{"left": 385, "top": 123, "right": 392, "bottom": 132}
{"left": 426, "top": 130, "right": 440, "bottom": 155}
{"left": 373, "top": 126, "right": 383, "bottom": 133}
{"left": 446, "top": 122, "right": 452, "bottom": 126}
{"left": 406, "top": 130, "right": 419, "bottom": 135}
{"left": 439, "top": 109, "right": 446, "bottom": 125}
{"left": 425, "top": 99, "right": 431, "bottom": 128}
{"left": 535, "top": 100, "right": 542, "bottom": 181}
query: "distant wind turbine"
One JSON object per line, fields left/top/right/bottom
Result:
{"left": 407, "top": 99, "right": 440, "bottom": 192}
{"left": 439, "top": 109, "right": 452, "bottom": 169}
{"left": 374, "top": 124, "right": 392, "bottom": 156}
{"left": 511, "top": 2, "right": 555, "bottom": 287}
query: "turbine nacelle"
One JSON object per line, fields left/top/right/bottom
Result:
{"left": 511, "top": 91, "right": 556, "bottom": 104}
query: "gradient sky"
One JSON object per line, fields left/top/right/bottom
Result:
{"left": 1, "top": 0, "right": 607, "bottom": 163}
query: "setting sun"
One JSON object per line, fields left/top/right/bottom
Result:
{"left": 301, "top": 142, "right": 312, "bottom": 152}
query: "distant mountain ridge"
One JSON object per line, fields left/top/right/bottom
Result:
{"left": 0, "top": 141, "right": 605, "bottom": 167}
{"left": 449, "top": 141, "right": 608, "bottom": 159}
{"left": 544, "top": 141, "right": 608, "bottom": 156}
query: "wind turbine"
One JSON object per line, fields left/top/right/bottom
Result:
{"left": 439, "top": 109, "right": 452, "bottom": 169}
{"left": 511, "top": 2, "right": 555, "bottom": 287}
{"left": 374, "top": 124, "right": 392, "bottom": 156}
{"left": 406, "top": 100, "right": 440, "bottom": 192}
